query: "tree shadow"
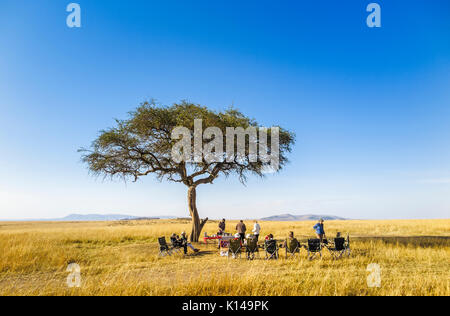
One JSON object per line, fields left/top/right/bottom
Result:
{"left": 354, "top": 236, "right": 450, "bottom": 248}
{"left": 188, "top": 250, "right": 216, "bottom": 257}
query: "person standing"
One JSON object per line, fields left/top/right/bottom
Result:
{"left": 218, "top": 218, "right": 226, "bottom": 235}
{"left": 252, "top": 220, "right": 261, "bottom": 240}
{"left": 236, "top": 220, "right": 247, "bottom": 241}
{"left": 313, "top": 218, "right": 326, "bottom": 242}
{"left": 217, "top": 218, "right": 227, "bottom": 250}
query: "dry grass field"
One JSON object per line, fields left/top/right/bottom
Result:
{"left": 0, "top": 219, "right": 449, "bottom": 296}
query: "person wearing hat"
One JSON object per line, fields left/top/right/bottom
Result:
{"left": 313, "top": 218, "right": 326, "bottom": 242}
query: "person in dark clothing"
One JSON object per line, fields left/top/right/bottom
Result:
{"left": 172, "top": 232, "right": 200, "bottom": 254}
{"left": 170, "top": 234, "right": 187, "bottom": 254}
{"left": 218, "top": 219, "right": 226, "bottom": 235}
{"left": 236, "top": 220, "right": 247, "bottom": 241}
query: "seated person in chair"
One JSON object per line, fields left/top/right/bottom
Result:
{"left": 283, "top": 231, "right": 299, "bottom": 249}
{"left": 264, "top": 234, "right": 278, "bottom": 259}
{"left": 170, "top": 234, "right": 187, "bottom": 254}
{"left": 244, "top": 234, "right": 253, "bottom": 246}
{"left": 179, "top": 232, "right": 200, "bottom": 254}
{"left": 265, "top": 233, "right": 274, "bottom": 241}
{"left": 233, "top": 233, "right": 243, "bottom": 246}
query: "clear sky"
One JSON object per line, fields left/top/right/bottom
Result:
{"left": 0, "top": 0, "right": 449, "bottom": 220}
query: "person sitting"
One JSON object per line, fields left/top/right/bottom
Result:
{"left": 170, "top": 233, "right": 187, "bottom": 254}
{"left": 265, "top": 233, "right": 274, "bottom": 241}
{"left": 244, "top": 234, "right": 252, "bottom": 246}
{"left": 180, "top": 231, "right": 200, "bottom": 254}
{"left": 283, "top": 231, "right": 299, "bottom": 248}
{"left": 263, "top": 234, "right": 278, "bottom": 259}
{"left": 170, "top": 233, "right": 182, "bottom": 246}
{"left": 233, "top": 233, "right": 244, "bottom": 246}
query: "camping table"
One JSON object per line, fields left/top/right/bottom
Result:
{"left": 203, "top": 236, "right": 222, "bottom": 245}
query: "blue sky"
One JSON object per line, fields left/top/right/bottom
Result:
{"left": 0, "top": 0, "right": 449, "bottom": 220}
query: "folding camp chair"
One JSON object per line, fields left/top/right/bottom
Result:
{"left": 158, "top": 237, "right": 172, "bottom": 257}
{"left": 264, "top": 239, "right": 279, "bottom": 260}
{"left": 285, "top": 238, "right": 300, "bottom": 259}
{"left": 170, "top": 236, "right": 183, "bottom": 254}
{"left": 228, "top": 238, "right": 242, "bottom": 259}
{"left": 327, "top": 237, "right": 346, "bottom": 259}
{"left": 345, "top": 234, "right": 351, "bottom": 257}
{"left": 246, "top": 237, "right": 259, "bottom": 260}
{"left": 307, "top": 239, "right": 322, "bottom": 260}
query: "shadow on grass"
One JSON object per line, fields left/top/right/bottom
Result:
{"left": 188, "top": 250, "right": 216, "bottom": 258}
{"left": 353, "top": 236, "right": 450, "bottom": 248}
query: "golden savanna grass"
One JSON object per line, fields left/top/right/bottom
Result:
{"left": 0, "top": 219, "right": 449, "bottom": 296}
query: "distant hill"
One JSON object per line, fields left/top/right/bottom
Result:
{"left": 260, "top": 214, "right": 347, "bottom": 221}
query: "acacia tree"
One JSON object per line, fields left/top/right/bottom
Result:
{"left": 80, "top": 101, "right": 295, "bottom": 242}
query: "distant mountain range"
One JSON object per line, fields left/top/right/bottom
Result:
{"left": 56, "top": 214, "right": 142, "bottom": 221}
{"left": 260, "top": 214, "right": 347, "bottom": 221}
{"left": 25, "top": 214, "right": 177, "bottom": 222}
{"left": 2, "top": 213, "right": 347, "bottom": 222}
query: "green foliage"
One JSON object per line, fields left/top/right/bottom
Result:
{"left": 79, "top": 100, "right": 295, "bottom": 186}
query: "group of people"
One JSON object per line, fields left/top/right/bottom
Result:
{"left": 170, "top": 231, "right": 200, "bottom": 254}
{"left": 171, "top": 218, "right": 330, "bottom": 255}
{"left": 218, "top": 219, "right": 261, "bottom": 241}
{"left": 220, "top": 218, "right": 329, "bottom": 244}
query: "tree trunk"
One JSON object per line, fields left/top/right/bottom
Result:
{"left": 187, "top": 186, "right": 208, "bottom": 242}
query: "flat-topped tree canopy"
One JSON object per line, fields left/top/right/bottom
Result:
{"left": 80, "top": 100, "right": 295, "bottom": 241}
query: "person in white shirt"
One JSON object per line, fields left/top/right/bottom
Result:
{"left": 252, "top": 220, "right": 261, "bottom": 241}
